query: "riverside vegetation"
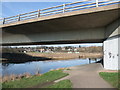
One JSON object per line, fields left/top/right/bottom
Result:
{"left": 99, "top": 72, "right": 120, "bottom": 89}
{"left": 2, "top": 68, "right": 72, "bottom": 88}
{"left": 1, "top": 46, "right": 103, "bottom": 63}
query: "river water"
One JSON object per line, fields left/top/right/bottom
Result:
{"left": 1, "top": 58, "right": 100, "bottom": 76}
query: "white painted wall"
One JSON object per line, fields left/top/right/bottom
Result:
{"left": 104, "top": 36, "right": 119, "bottom": 70}
{"left": 118, "top": 37, "right": 120, "bottom": 70}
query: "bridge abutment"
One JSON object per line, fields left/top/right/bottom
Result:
{"left": 103, "top": 35, "right": 119, "bottom": 70}
{"left": 103, "top": 19, "right": 120, "bottom": 70}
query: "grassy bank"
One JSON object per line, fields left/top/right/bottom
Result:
{"left": 27, "top": 52, "right": 102, "bottom": 60}
{"left": 48, "top": 79, "right": 72, "bottom": 88}
{"left": 99, "top": 72, "right": 120, "bottom": 89}
{"left": 2, "top": 70, "right": 69, "bottom": 88}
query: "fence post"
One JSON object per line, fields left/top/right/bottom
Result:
{"left": 3, "top": 18, "right": 5, "bottom": 24}
{"left": 63, "top": 4, "right": 65, "bottom": 13}
{"left": 38, "top": 9, "right": 40, "bottom": 17}
{"left": 18, "top": 14, "right": 21, "bottom": 21}
{"left": 96, "top": 0, "right": 98, "bottom": 7}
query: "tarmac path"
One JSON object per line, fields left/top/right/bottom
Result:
{"left": 55, "top": 63, "right": 114, "bottom": 88}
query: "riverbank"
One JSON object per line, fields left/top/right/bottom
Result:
{"left": 1, "top": 52, "right": 52, "bottom": 63}
{"left": 2, "top": 58, "right": 99, "bottom": 77}
{"left": 1, "top": 52, "right": 102, "bottom": 63}
{"left": 99, "top": 72, "right": 120, "bottom": 89}
{"left": 2, "top": 68, "right": 71, "bottom": 88}
{"left": 26, "top": 52, "right": 103, "bottom": 60}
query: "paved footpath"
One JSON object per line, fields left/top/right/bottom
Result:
{"left": 55, "top": 63, "right": 114, "bottom": 88}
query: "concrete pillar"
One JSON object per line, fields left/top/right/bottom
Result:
{"left": 103, "top": 36, "right": 119, "bottom": 70}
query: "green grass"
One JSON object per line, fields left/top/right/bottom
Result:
{"left": 99, "top": 72, "right": 120, "bottom": 89}
{"left": 2, "top": 70, "right": 69, "bottom": 88}
{"left": 48, "top": 79, "right": 72, "bottom": 88}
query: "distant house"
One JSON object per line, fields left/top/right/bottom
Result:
{"left": 75, "top": 52, "right": 79, "bottom": 53}
{"left": 68, "top": 52, "right": 72, "bottom": 53}
{"left": 62, "top": 47, "right": 65, "bottom": 51}
{"left": 23, "top": 51, "right": 27, "bottom": 53}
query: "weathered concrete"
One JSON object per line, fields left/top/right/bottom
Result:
{"left": 2, "top": 28, "right": 105, "bottom": 45}
{"left": 0, "top": 4, "right": 119, "bottom": 28}
{"left": 105, "top": 18, "right": 120, "bottom": 38}
{"left": 103, "top": 17, "right": 120, "bottom": 70}
{"left": 55, "top": 63, "right": 114, "bottom": 88}
{"left": 1, "top": 4, "right": 120, "bottom": 45}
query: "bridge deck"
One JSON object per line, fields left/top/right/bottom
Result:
{"left": 0, "top": 0, "right": 120, "bottom": 28}
{"left": 1, "top": 1, "right": 120, "bottom": 46}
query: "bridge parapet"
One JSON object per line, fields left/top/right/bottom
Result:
{"left": 0, "top": 0, "right": 119, "bottom": 25}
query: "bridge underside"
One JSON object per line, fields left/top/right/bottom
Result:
{"left": 2, "top": 39, "right": 104, "bottom": 46}
{"left": 1, "top": 4, "right": 120, "bottom": 46}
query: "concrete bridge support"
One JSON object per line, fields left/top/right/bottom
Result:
{"left": 103, "top": 36, "right": 119, "bottom": 70}
{"left": 103, "top": 19, "right": 120, "bottom": 70}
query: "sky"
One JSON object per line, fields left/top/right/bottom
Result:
{"left": 1, "top": 0, "right": 97, "bottom": 18}
{"left": 2, "top": 0, "right": 118, "bottom": 18}
{"left": 44, "top": 43, "right": 103, "bottom": 47}
{"left": 1, "top": 0, "right": 80, "bottom": 2}
{"left": 2, "top": 2, "right": 67, "bottom": 18}
{"left": 1, "top": 0, "right": 103, "bottom": 47}
{"left": 10, "top": 43, "right": 103, "bottom": 48}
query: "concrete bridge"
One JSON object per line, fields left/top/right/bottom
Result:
{"left": 0, "top": 0, "right": 120, "bottom": 70}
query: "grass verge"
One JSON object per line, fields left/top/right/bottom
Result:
{"left": 47, "top": 79, "right": 72, "bottom": 88}
{"left": 2, "top": 70, "right": 69, "bottom": 88}
{"left": 99, "top": 72, "right": 120, "bottom": 89}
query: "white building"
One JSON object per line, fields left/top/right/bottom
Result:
{"left": 104, "top": 36, "right": 119, "bottom": 70}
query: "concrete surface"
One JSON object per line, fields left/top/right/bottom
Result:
{"left": 55, "top": 63, "right": 114, "bottom": 88}
{"left": 1, "top": 4, "right": 119, "bottom": 28}
{"left": 1, "top": 4, "right": 120, "bottom": 45}
{"left": 104, "top": 35, "right": 119, "bottom": 70}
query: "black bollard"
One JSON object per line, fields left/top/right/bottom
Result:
{"left": 89, "top": 58, "right": 91, "bottom": 64}
{"left": 95, "top": 58, "right": 97, "bottom": 62}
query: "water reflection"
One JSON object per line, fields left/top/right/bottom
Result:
{"left": 1, "top": 58, "right": 100, "bottom": 76}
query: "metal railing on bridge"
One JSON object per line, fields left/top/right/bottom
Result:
{"left": 0, "top": 0, "right": 119, "bottom": 25}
